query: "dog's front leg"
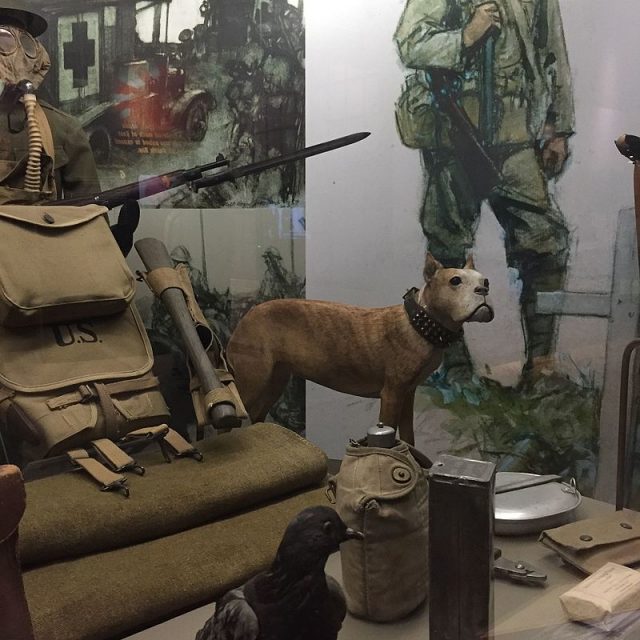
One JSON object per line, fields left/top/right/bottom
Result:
{"left": 378, "top": 385, "right": 408, "bottom": 441}
{"left": 397, "top": 390, "right": 416, "bottom": 446}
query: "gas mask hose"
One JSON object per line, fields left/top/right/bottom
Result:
{"left": 20, "top": 90, "right": 43, "bottom": 192}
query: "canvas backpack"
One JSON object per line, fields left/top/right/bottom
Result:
{"left": 0, "top": 203, "right": 197, "bottom": 492}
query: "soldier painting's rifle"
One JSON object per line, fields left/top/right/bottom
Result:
{"left": 429, "top": 68, "right": 544, "bottom": 212}
{"left": 429, "top": 69, "right": 501, "bottom": 200}
{"left": 49, "top": 131, "right": 371, "bottom": 209}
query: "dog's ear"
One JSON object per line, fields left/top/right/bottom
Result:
{"left": 424, "top": 252, "right": 443, "bottom": 281}
{"left": 463, "top": 254, "right": 476, "bottom": 270}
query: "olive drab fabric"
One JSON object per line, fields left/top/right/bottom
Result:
{"left": 0, "top": 100, "right": 57, "bottom": 204}
{"left": 0, "top": 306, "right": 152, "bottom": 392}
{"left": 0, "top": 203, "right": 169, "bottom": 462}
{"left": 330, "top": 441, "right": 429, "bottom": 622}
{"left": 0, "top": 303, "right": 169, "bottom": 461}
{"left": 540, "top": 511, "right": 640, "bottom": 575}
{"left": 0, "top": 102, "right": 101, "bottom": 204}
{"left": 0, "top": 205, "right": 135, "bottom": 326}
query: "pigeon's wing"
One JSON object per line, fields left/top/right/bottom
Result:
{"left": 195, "top": 589, "right": 259, "bottom": 640}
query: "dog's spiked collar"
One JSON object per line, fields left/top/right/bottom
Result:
{"left": 403, "top": 287, "right": 463, "bottom": 348}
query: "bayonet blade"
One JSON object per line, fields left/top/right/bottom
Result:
{"left": 192, "top": 131, "right": 370, "bottom": 191}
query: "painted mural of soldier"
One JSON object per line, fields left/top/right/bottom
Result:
{"left": 394, "top": 0, "right": 575, "bottom": 382}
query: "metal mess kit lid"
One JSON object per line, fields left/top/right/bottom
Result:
{"left": 494, "top": 472, "right": 582, "bottom": 536}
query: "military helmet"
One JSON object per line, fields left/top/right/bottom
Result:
{"left": 170, "top": 245, "right": 193, "bottom": 264}
{"left": 0, "top": 1, "right": 47, "bottom": 37}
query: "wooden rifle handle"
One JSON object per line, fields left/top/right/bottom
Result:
{"left": 135, "top": 238, "right": 240, "bottom": 430}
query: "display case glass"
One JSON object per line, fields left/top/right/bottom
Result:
{"left": 3, "top": 1, "right": 640, "bottom": 639}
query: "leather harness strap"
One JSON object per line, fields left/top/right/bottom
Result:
{"left": 403, "top": 287, "right": 463, "bottom": 348}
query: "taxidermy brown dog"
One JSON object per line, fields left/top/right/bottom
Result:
{"left": 226, "top": 254, "right": 494, "bottom": 444}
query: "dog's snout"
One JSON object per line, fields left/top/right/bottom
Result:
{"left": 475, "top": 285, "right": 489, "bottom": 296}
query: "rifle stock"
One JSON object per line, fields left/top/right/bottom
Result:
{"left": 135, "top": 237, "right": 241, "bottom": 431}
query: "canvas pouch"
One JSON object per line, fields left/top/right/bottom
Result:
{"left": 395, "top": 72, "right": 486, "bottom": 151}
{"left": 539, "top": 511, "right": 640, "bottom": 575}
{"left": 0, "top": 305, "right": 169, "bottom": 461}
{"left": 328, "top": 440, "right": 429, "bottom": 622}
{"left": 0, "top": 204, "right": 135, "bottom": 327}
{"left": 395, "top": 72, "right": 451, "bottom": 150}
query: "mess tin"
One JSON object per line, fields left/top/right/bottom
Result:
{"left": 495, "top": 472, "right": 582, "bottom": 536}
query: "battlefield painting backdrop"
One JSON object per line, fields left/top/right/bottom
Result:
{"left": 26, "top": 0, "right": 307, "bottom": 433}
{"left": 30, "top": 0, "right": 305, "bottom": 208}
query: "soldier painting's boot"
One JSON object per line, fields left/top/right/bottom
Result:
{"left": 0, "top": 465, "right": 34, "bottom": 640}
{"left": 520, "top": 307, "right": 559, "bottom": 386}
{"left": 517, "top": 251, "right": 568, "bottom": 388}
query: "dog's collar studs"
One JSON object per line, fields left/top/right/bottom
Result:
{"left": 403, "top": 288, "right": 463, "bottom": 348}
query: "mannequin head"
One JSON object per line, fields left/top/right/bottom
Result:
{"left": 0, "top": 4, "right": 49, "bottom": 102}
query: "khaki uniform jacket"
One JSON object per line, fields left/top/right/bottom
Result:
{"left": 394, "top": 0, "right": 575, "bottom": 150}
{"left": 0, "top": 100, "right": 100, "bottom": 200}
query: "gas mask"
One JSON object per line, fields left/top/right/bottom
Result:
{"left": 0, "top": 24, "right": 50, "bottom": 103}
{"left": 0, "top": 24, "right": 52, "bottom": 194}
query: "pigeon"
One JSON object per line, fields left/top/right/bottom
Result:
{"left": 195, "top": 505, "right": 363, "bottom": 640}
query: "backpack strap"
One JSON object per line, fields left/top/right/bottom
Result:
{"left": 67, "top": 448, "right": 129, "bottom": 497}
{"left": 92, "top": 438, "right": 145, "bottom": 476}
{"left": 119, "top": 424, "right": 203, "bottom": 462}
{"left": 65, "top": 424, "right": 201, "bottom": 497}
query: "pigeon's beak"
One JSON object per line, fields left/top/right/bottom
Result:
{"left": 344, "top": 527, "right": 364, "bottom": 541}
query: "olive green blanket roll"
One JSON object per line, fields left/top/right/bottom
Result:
{"left": 20, "top": 423, "right": 328, "bottom": 566}
{"left": 24, "top": 486, "right": 330, "bottom": 640}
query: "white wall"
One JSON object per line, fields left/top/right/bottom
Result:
{"left": 305, "top": 0, "right": 640, "bottom": 460}
{"left": 127, "top": 207, "right": 305, "bottom": 317}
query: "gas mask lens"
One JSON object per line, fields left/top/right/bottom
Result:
{"left": 0, "top": 28, "right": 16, "bottom": 55}
{"left": 19, "top": 31, "right": 38, "bottom": 58}
{"left": 0, "top": 26, "right": 38, "bottom": 58}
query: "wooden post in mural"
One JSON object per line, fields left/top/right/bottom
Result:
{"left": 535, "top": 207, "right": 639, "bottom": 503}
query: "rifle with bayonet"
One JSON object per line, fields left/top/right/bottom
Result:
{"left": 49, "top": 132, "right": 370, "bottom": 209}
